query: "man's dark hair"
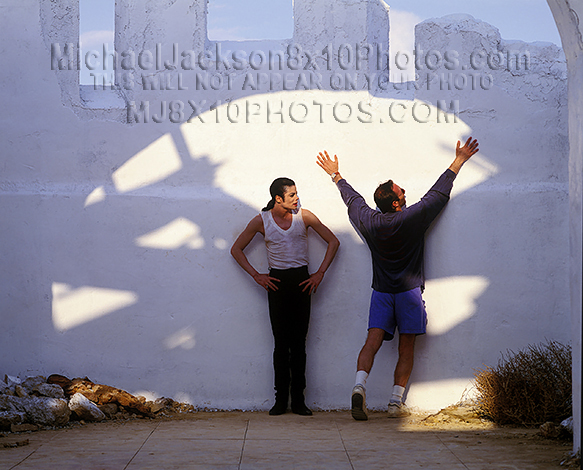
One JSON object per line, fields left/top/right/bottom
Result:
{"left": 374, "top": 180, "right": 399, "bottom": 213}
{"left": 262, "top": 177, "right": 296, "bottom": 211}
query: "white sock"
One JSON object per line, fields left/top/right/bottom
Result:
{"left": 355, "top": 371, "right": 368, "bottom": 388}
{"left": 390, "top": 385, "right": 406, "bottom": 404}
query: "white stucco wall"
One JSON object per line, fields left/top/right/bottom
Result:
{"left": 0, "top": 0, "right": 574, "bottom": 417}
{"left": 547, "top": 0, "right": 582, "bottom": 455}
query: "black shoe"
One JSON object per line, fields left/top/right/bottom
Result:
{"left": 269, "top": 401, "right": 288, "bottom": 416}
{"left": 291, "top": 402, "right": 313, "bottom": 416}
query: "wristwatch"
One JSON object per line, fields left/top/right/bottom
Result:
{"left": 330, "top": 172, "right": 338, "bottom": 181}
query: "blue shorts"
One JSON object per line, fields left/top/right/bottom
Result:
{"left": 368, "top": 288, "right": 427, "bottom": 341}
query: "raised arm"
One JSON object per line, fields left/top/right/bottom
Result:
{"left": 299, "top": 209, "right": 340, "bottom": 295}
{"left": 231, "top": 215, "right": 280, "bottom": 291}
{"left": 448, "top": 137, "right": 480, "bottom": 174}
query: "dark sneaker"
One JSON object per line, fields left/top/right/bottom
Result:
{"left": 351, "top": 385, "right": 368, "bottom": 421}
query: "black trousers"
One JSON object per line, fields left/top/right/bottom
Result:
{"left": 267, "top": 266, "right": 311, "bottom": 403}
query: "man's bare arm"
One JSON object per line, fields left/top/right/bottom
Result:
{"left": 231, "top": 215, "right": 280, "bottom": 291}
{"left": 299, "top": 209, "right": 340, "bottom": 294}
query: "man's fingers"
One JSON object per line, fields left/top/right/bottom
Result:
{"left": 267, "top": 280, "right": 279, "bottom": 290}
{"left": 464, "top": 137, "right": 478, "bottom": 150}
{"left": 300, "top": 278, "right": 319, "bottom": 294}
{"left": 300, "top": 280, "right": 314, "bottom": 293}
{"left": 458, "top": 137, "right": 479, "bottom": 158}
{"left": 467, "top": 138, "right": 479, "bottom": 154}
{"left": 317, "top": 150, "right": 333, "bottom": 162}
{"left": 316, "top": 150, "right": 338, "bottom": 170}
{"left": 302, "top": 283, "right": 316, "bottom": 294}
{"left": 257, "top": 274, "right": 280, "bottom": 291}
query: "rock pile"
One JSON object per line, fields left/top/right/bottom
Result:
{"left": 0, "top": 374, "right": 195, "bottom": 433}
{"left": 538, "top": 417, "right": 574, "bottom": 440}
{"left": 421, "top": 405, "right": 490, "bottom": 426}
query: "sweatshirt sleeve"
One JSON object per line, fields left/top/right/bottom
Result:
{"left": 337, "top": 170, "right": 457, "bottom": 232}
{"left": 336, "top": 178, "right": 377, "bottom": 235}
{"left": 406, "top": 169, "right": 457, "bottom": 228}
{"left": 429, "top": 169, "right": 457, "bottom": 195}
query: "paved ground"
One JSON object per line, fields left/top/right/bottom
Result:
{"left": 0, "top": 411, "right": 574, "bottom": 470}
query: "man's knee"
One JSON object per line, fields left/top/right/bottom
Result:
{"left": 363, "top": 328, "right": 385, "bottom": 351}
{"left": 398, "top": 333, "right": 416, "bottom": 356}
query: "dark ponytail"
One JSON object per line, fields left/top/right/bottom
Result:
{"left": 262, "top": 177, "right": 295, "bottom": 211}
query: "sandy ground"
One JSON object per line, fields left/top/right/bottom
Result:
{"left": 1, "top": 408, "right": 579, "bottom": 469}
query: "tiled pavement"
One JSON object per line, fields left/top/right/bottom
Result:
{"left": 0, "top": 411, "right": 569, "bottom": 469}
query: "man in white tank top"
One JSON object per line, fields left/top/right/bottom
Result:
{"left": 231, "top": 177, "right": 339, "bottom": 416}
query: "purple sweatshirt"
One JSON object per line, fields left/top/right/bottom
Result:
{"left": 336, "top": 169, "right": 457, "bottom": 293}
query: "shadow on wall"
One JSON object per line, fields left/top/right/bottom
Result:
{"left": 35, "top": 94, "right": 568, "bottom": 408}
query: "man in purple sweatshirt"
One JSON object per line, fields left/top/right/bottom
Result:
{"left": 316, "top": 137, "right": 479, "bottom": 420}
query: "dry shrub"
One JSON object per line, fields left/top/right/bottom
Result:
{"left": 474, "top": 340, "right": 571, "bottom": 426}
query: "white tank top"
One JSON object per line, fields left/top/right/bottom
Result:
{"left": 261, "top": 209, "right": 309, "bottom": 270}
